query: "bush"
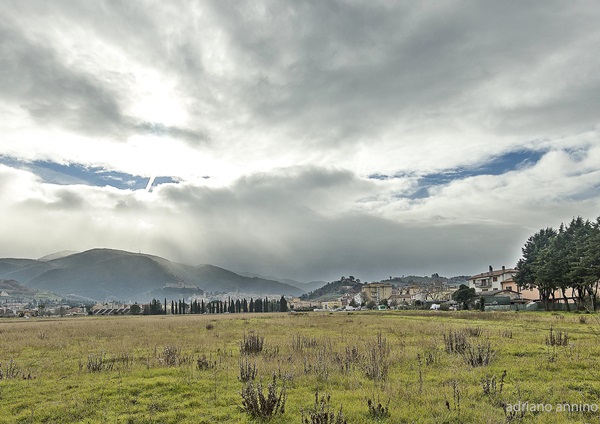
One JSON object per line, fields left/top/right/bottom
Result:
{"left": 443, "top": 330, "right": 468, "bottom": 354}
{"left": 86, "top": 353, "right": 114, "bottom": 373}
{"left": 367, "top": 397, "right": 390, "bottom": 419}
{"left": 545, "top": 326, "right": 569, "bottom": 347}
{"left": 461, "top": 341, "right": 495, "bottom": 367}
{"left": 301, "top": 392, "right": 347, "bottom": 424}
{"left": 240, "top": 375, "right": 286, "bottom": 420}
{"left": 364, "top": 331, "right": 389, "bottom": 381}
{"left": 238, "top": 357, "right": 257, "bottom": 382}
{"left": 240, "top": 331, "right": 264, "bottom": 355}
{"left": 196, "top": 354, "right": 216, "bottom": 370}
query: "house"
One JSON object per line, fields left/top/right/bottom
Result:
{"left": 469, "top": 266, "right": 517, "bottom": 293}
{"left": 321, "top": 300, "right": 343, "bottom": 310}
{"left": 389, "top": 293, "right": 412, "bottom": 306}
{"left": 289, "top": 298, "right": 321, "bottom": 311}
{"left": 501, "top": 278, "right": 539, "bottom": 301}
{"left": 361, "top": 283, "right": 393, "bottom": 303}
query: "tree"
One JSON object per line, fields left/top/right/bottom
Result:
{"left": 582, "top": 217, "right": 600, "bottom": 310}
{"left": 514, "top": 228, "right": 557, "bottom": 310}
{"left": 130, "top": 303, "right": 141, "bottom": 315}
{"left": 564, "top": 217, "right": 595, "bottom": 310}
{"left": 452, "top": 284, "right": 477, "bottom": 310}
{"left": 279, "top": 296, "right": 288, "bottom": 313}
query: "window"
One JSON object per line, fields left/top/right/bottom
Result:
{"left": 506, "top": 286, "right": 512, "bottom": 291}
{"left": 493, "top": 277, "right": 498, "bottom": 282}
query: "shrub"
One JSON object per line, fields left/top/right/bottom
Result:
{"left": 465, "top": 326, "right": 483, "bottom": 337}
{"left": 461, "top": 341, "right": 495, "bottom": 367}
{"left": 301, "top": 392, "right": 347, "bottom": 424}
{"left": 240, "top": 375, "right": 286, "bottom": 420}
{"left": 443, "top": 330, "right": 468, "bottom": 354}
{"left": 482, "top": 370, "right": 506, "bottom": 396}
{"left": 0, "top": 359, "right": 32, "bottom": 379}
{"left": 86, "top": 353, "right": 114, "bottom": 373}
{"left": 364, "top": 331, "right": 390, "bottom": 381}
{"left": 546, "top": 326, "right": 569, "bottom": 347}
{"left": 240, "top": 331, "right": 264, "bottom": 355}
{"left": 334, "top": 345, "right": 362, "bottom": 374}
{"left": 238, "top": 357, "right": 257, "bottom": 382}
{"left": 157, "top": 345, "right": 184, "bottom": 366}
{"left": 367, "top": 397, "right": 390, "bottom": 419}
{"left": 197, "top": 354, "right": 216, "bottom": 370}
{"left": 292, "top": 334, "right": 318, "bottom": 352}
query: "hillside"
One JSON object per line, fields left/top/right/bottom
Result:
{"left": 0, "top": 279, "right": 38, "bottom": 298}
{"left": 0, "top": 279, "right": 63, "bottom": 302}
{"left": 0, "top": 249, "right": 304, "bottom": 302}
{"left": 300, "top": 278, "right": 363, "bottom": 301}
{"left": 383, "top": 274, "right": 468, "bottom": 286}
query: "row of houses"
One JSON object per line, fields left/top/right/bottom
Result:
{"left": 293, "top": 265, "right": 596, "bottom": 311}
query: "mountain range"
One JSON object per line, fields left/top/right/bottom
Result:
{"left": 0, "top": 249, "right": 307, "bottom": 302}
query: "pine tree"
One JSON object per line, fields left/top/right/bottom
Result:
{"left": 515, "top": 227, "right": 557, "bottom": 310}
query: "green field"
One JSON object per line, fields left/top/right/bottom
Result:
{"left": 1, "top": 311, "right": 599, "bottom": 423}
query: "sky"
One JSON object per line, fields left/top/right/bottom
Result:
{"left": 1, "top": 1, "right": 600, "bottom": 283}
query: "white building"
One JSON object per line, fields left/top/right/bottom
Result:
{"left": 468, "top": 266, "right": 517, "bottom": 293}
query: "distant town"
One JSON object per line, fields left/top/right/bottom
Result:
{"left": 0, "top": 264, "right": 578, "bottom": 318}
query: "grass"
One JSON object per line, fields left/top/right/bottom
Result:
{"left": 0, "top": 311, "right": 599, "bottom": 423}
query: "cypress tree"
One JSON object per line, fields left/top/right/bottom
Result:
{"left": 280, "top": 295, "right": 288, "bottom": 312}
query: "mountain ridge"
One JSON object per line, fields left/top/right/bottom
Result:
{"left": 0, "top": 248, "right": 305, "bottom": 302}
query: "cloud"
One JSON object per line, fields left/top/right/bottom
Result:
{"left": 0, "top": 2, "right": 600, "bottom": 281}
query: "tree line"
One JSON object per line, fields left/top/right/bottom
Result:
{"left": 133, "top": 295, "right": 289, "bottom": 315}
{"left": 515, "top": 216, "right": 600, "bottom": 311}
